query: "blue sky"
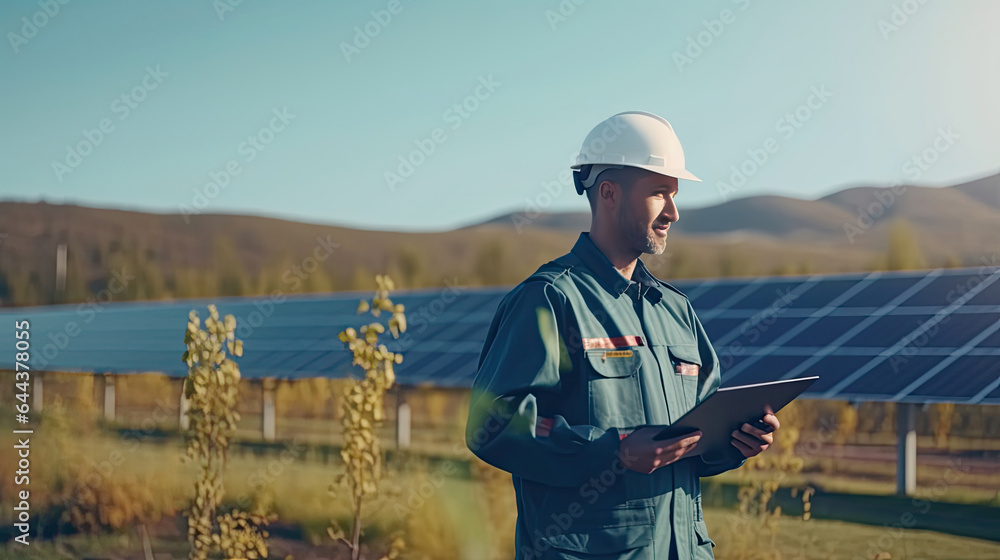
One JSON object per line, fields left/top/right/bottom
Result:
{"left": 2, "top": 0, "right": 998, "bottom": 232}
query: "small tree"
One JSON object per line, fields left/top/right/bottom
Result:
{"left": 886, "top": 219, "right": 926, "bottom": 271}
{"left": 474, "top": 239, "right": 508, "bottom": 285}
{"left": 329, "top": 274, "right": 407, "bottom": 560}
{"left": 182, "top": 304, "right": 274, "bottom": 560}
{"left": 719, "top": 245, "right": 755, "bottom": 277}
{"left": 933, "top": 402, "right": 955, "bottom": 448}
{"left": 834, "top": 401, "right": 859, "bottom": 446}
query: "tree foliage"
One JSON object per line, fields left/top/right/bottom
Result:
{"left": 182, "top": 304, "right": 274, "bottom": 559}
{"left": 886, "top": 218, "right": 926, "bottom": 271}
{"left": 329, "top": 274, "right": 407, "bottom": 560}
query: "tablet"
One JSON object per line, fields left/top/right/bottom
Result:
{"left": 652, "top": 376, "right": 819, "bottom": 460}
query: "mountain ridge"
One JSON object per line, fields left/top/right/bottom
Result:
{"left": 0, "top": 172, "right": 996, "bottom": 306}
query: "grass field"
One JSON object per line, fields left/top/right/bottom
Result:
{"left": 1, "top": 422, "right": 997, "bottom": 560}
{"left": 1, "top": 374, "right": 997, "bottom": 559}
{"left": 5, "top": 504, "right": 1000, "bottom": 560}
{"left": 705, "top": 509, "right": 1000, "bottom": 560}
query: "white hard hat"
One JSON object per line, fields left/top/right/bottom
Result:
{"left": 571, "top": 111, "right": 701, "bottom": 195}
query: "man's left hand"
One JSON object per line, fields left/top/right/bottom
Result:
{"left": 730, "top": 406, "right": 780, "bottom": 458}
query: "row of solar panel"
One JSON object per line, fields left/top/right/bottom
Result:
{"left": 713, "top": 352, "right": 1000, "bottom": 402}
{"left": 676, "top": 269, "right": 1000, "bottom": 405}
{"left": 674, "top": 270, "right": 1000, "bottom": 310}
{"left": 3, "top": 288, "right": 506, "bottom": 388}
{"left": 2, "top": 268, "right": 998, "bottom": 403}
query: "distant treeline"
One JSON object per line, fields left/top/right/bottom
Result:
{"left": 0, "top": 219, "right": 947, "bottom": 308}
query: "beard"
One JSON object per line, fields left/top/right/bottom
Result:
{"left": 618, "top": 202, "right": 667, "bottom": 255}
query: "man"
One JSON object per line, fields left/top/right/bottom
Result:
{"left": 466, "top": 111, "right": 781, "bottom": 559}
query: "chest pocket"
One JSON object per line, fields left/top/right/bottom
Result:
{"left": 584, "top": 347, "right": 644, "bottom": 430}
{"left": 667, "top": 344, "right": 702, "bottom": 414}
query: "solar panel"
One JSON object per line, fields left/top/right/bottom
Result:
{"left": 722, "top": 355, "right": 811, "bottom": 386}
{"left": 716, "top": 351, "right": 752, "bottom": 374}
{"left": 688, "top": 283, "right": 752, "bottom": 309}
{"left": 785, "top": 278, "right": 863, "bottom": 308}
{"left": 254, "top": 350, "right": 301, "bottom": 371}
{"left": 981, "top": 383, "right": 1000, "bottom": 403}
{"left": 798, "top": 355, "right": 877, "bottom": 395}
{"left": 717, "top": 317, "right": 806, "bottom": 347}
{"left": 920, "top": 313, "right": 1000, "bottom": 347}
{"left": 786, "top": 316, "right": 865, "bottom": 347}
{"left": 2, "top": 269, "right": 998, "bottom": 405}
{"left": 276, "top": 351, "right": 330, "bottom": 375}
{"left": 418, "top": 352, "right": 478, "bottom": 386}
{"left": 843, "top": 315, "right": 936, "bottom": 347}
{"left": 699, "top": 320, "right": 742, "bottom": 344}
{"left": 840, "top": 356, "right": 942, "bottom": 398}
{"left": 898, "top": 273, "right": 985, "bottom": 307}
{"left": 907, "top": 356, "right": 998, "bottom": 400}
{"left": 245, "top": 337, "right": 322, "bottom": 352}
{"left": 669, "top": 280, "right": 710, "bottom": 300}
{"left": 966, "top": 279, "right": 1000, "bottom": 305}
{"left": 980, "top": 329, "right": 1000, "bottom": 347}
{"left": 727, "top": 281, "right": 810, "bottom": 310}
{"left": 299, "top": 351, "right": 347, "bottom": 373}
{"left": 395, "top": 350, "right": 441, "bottom": 375}
{"left": 841, "top": 276, "right": 925, "bottom": 307}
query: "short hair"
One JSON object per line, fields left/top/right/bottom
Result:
{"left": 585, "top": 166, "right": 643, "bottom": 213}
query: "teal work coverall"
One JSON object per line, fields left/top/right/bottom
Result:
{"left": 466, "top": 232, "right": 746, "bottom": 560}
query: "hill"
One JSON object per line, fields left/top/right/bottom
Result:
{"left": 0, "top": 172, "right": 996, "bottom": 306}
{"left": 483, "top": 172, "right": 1000, "bottom": 255}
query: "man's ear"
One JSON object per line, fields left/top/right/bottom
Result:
{"left": 598, "top": 179, "right": 619, "bottom": 209}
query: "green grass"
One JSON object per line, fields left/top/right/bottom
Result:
{"left": 6, "top": 505, "right": 999, "bottom": 560}
{"left": 2, "top": 408, "right": 997, "bottom": 559}
{"left": 712, "top": 467, "right": 1000, "bottom": 508}
{"left": 705, "top": 508, "right": 1000, "bottom": 560}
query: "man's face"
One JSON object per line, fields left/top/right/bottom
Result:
{"left": 615, "top": 170, "right": 680, "bottom": 255}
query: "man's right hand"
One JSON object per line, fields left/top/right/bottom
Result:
{"left": 618, "top": 426, "right": 702, "bottom": 474}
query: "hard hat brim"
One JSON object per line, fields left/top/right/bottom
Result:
{"left": 656, "top": 167, "right": 702, "bottom": 183}
{"left": 571, "top": 162, "right": 702, "bottom": 183}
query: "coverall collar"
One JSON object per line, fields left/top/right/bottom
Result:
{"left": 571, "top": 232, "right": 664, "bottom": 303}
